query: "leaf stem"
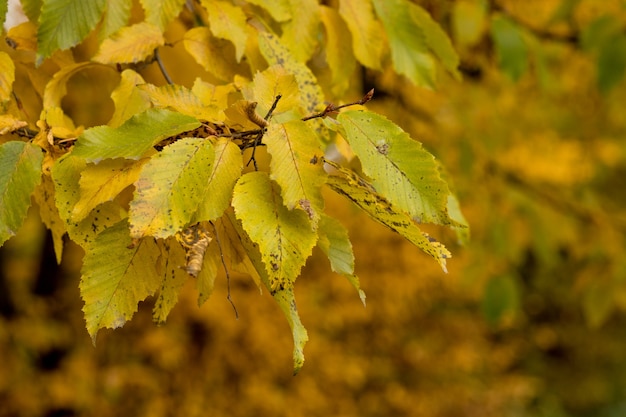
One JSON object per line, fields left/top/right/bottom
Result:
{"left": 154, "top": 48, "right": 174, "bottom": 85}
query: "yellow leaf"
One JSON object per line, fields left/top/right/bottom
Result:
{"left": 140, "top": 0, "right": 186, "bottom": 31}
{"left": 183, "top": 26, "right": 248, "bottom": 81}
{"left": 152, "top": 238, "right": 190, "bottom": 324}
{"left": 6, "top": 21, "right": 38, "bottom": 51}
{"left": 43, "top": 62, "right": 101, "bottom": 110}
{"left": 0, "top": 52, "right": 15, "bottom": 104}
{"left": 0, "top": 115, "right": 28, "bottom": 135}
{"left": 32, "top": 175, "right": 66, "bottom": 264}
{"left": 93, "top": 22, "right": 165, "bottom": 64}
{"left": 109, "top": 69, "right": 151, "bottom": 127}
{"left": 320, "top": 6, "right": 357, "bottom": 96}
{"left": 243, "top": 65, "right": 303, "bottom": 123}
{"left": 191, "top": 78, "right": 235, "bottom": 110}
{"left": 338, "top": 0, "right": 385, "bottom": 70}
{"left": 280, "top": 0, "right": 320, "bottom": 62}
{"left": 245, "top": 0, "right": 291, "bottom": 22}
{"left": 72, "top": 158, "right": 149, "bottom": 222}
{"left": 201, "top": 0, "right": 249, "bottom": 62}
{"left": 138, "top": 83, "right": 224, "bottom": 122}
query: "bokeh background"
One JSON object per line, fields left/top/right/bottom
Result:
{"left": 2, "top": 0, "right": 626, "bottom": 416}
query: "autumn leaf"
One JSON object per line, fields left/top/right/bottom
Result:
{"left": 93, "top": 22, "right": 165, "bottom": 64}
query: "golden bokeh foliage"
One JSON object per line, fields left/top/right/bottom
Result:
{"left": 2, "top": 0, "right": 626, "bottom": 416}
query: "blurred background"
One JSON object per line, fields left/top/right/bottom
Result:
{"left": 2, "top": 0, "right": 626, "bottom": 416}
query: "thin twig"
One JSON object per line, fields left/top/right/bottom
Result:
{"left": 210, "top": 221, "right": 239, "bottom": 319}
{"left": 154, "top": 48, "right": 174, "bottom": 85}
{"left": 301, "top": 89, "right": 374, "bottom": 121}
{"left": 264, "top": 94, "right": 282, "bottom": 120}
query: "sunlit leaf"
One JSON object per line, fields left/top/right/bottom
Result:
{"left": 201, "top": 0, "right": 249, "bottom": 62}
{"left": 0, "top": 51, "right": 15, "bottom": 104}
{"left": 0, "top": 141, "right": 43, "bottom": 246}
{"left": 245, "top": 65, "right": 303, "bottom": 123}
{"left": 245, "top": 0, "right": 291, "bottom": 22}
{"left": 72, "top": 158, "right": 148, "bottom": 222}
{"left": 372, "top": 0, "right": 438, "bottom": 88}
{"left": 280, "top": 0, "right": 320, "bottom": 62}
{"left": 36, "top": 0, "right": 106, "bottom": 65}
{"left": 72, "top": 108, "right": 200, "bottom": 163}
{"left": 325, "top": 166, "right": 450, "bottom": 272}
{"left": 225, "top": 209, "right": 308, "bottom": 373}
{"left": 140, "top": 0, "right": 186, "bottom": 31}
{"left": 318, "top": 214, "right": 365, "bottom": 305}
{"left": 339, "top": 110, "right": 457, "bottom": 226}
{"left": 0, "top": 115, "right": 28, "bottom": 135}
{"left": 191, "top": 78, "right": 235, "bottom": 110}
{"left": 183, "top": 26, "right": 247, "bottom": 81}
{"left": 232, "top": 171, "right": 317, "bottom": 291}
{"left": 108, "top": 69, "right": 151, "bottom": 127}
{"left": 338, "top": 0, "right": 384, "bottom": 70}
{"left": 320, "top": 6, "right": 357, "bottom": 96}
{"left": 80, "top": 220, "right": 162, "bottom": 343}
{"left": 491, "top": 15, "right": 528, "bottom": 81}
{"left": 129, "top": 138, "right": 215, "bottom": 239}
{"left": 93, "top": 22, "right": 165, "bottom": 64}
{"left": 138, "top": 83, "right": 224, "bottom": 122}
{"left": 99, "top": 0, "right": 132, "bottom": 40}
{"left": 264, "top": 120, "right": 326, "bottom": 222}
{"left": 6, "top": 21, "right": 38, "bottom": 51}
{"left": 194, "top": 139, "right": 242, "bottom": 223}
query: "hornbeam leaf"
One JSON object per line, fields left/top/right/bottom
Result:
{"left": 43, "top": 62, "right": 102, "bottom": 109}
{"left": 201, "top": 0, "right": 249, "bottom": 62}
{"left": 72, "top": 158, "right": 149, "bottom": 222}
{"left": 0, "top": 51, "right": 15, "bottom": 104}
{"left": 280, "top": 0, "right": 320, "bottom": 62}
{"left": 36, "top": 0, "right": 106, "bottom": 65}
{"left": 325, "top": 166, "right": 450, "bottom": 272}
{"left": 194, "top": 139, "right": 242, "bottom": 223}
{"left": 224, "top": 209, "right": 308, "bottom": 373}
{"left": 183, "top": 27, "right": 248, "bottom": 82}
{"left": 130, "top": 138, "right": 215, "bottom": 239}
{"left": 245, "top": 0, "right": 291, "bottom": 22}
{"left": 80, "top": 220, "right": 162, "bottom": 343}
{"left": 338, "top": 0, "right": 385, "bottom": 70}
{"left": 264, "top": 120, "right": 326, "bottom": 223}
{"left": 99, "top": 0, "right": 132, "bottom": 41}
{"left": 338, "top": 110, "right": 457, "bottom": 226}
{"left": 72, "top": 108, "right": 200, "bottom": 163}
{"left": 246, "top": 65, "right": 303, "bottom": 123}
{"left": 232, "top": 171, "right": 317, "bottom": 291}
{"left": 93, "top": 22, "right": 165, "bottom": 64}
{"left": 108, "top": 69, "right": 151, "bottom": 127}
{"left": 152, "top": 238, "right": 190, "bottom": 324}
{"left": 372, "top": 0, "right": 437, "bottom": 88}
{"left": 0, "top": 142, "right": 44, "bottom": 246}
{"left": 138, "top": 83, "right": 224, "bottom": 123}
{"left": 140, "top": 0, "right": 186, "bottom": 31}
{"left": 32, "top": 175, "right": 66, "bottom": 263}
{"left": 320, "top": 6, "right": 357, "bottom": 96}
{"left": 318, "top": 214, "right": 365, "bottom": 306}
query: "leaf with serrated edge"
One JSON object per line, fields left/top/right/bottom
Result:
{"left": 99, "top": 0, "right": 131, "bottom": 41}
{"left": 109, "top": 69, "right": 151, "bottom": 127}
{"left": 244, "top": 65, "right": 303, "bottom": 123}
{"left": 194, "top": 139, "right": 242, "bottom": 223}
{"left": 153, "top": 238, "right": 189, "bottom": 324}
{"left": 36, "top": 0, "right": 106, "bottom": 64}
{"left": 338, "top": 0, "right": 385, "bottom": 70}
{"left": 325, "top": 166, "right": 450, "bottom": 272}
{"left": 225, "top": 209, "right": 308, "bottom": 373}
{"left": 138, "top": 83, "right": 224, "bottom": 123}
{"left": 72, "top": 108, "right": 200, "bottom": 163}
{"left": 339, "top": 110, "right": 457, "bottom": 226}
{"left": 0, "top": 142, "right": 43, "bottom": 246}
{"left": 72, "top": 158, "right": 148, "bottom": 222}
{"left": 32, "top": 175, "right": 66, "bottom": 263}
{"left": 264, "top": 120, "right": 326, "bottom": 223}
{"left": 140, "top": 0, "right": 186, "bottom": 31}
{"left": 93, "top": 22, "right": 165, "bottom": 64}
{"left": 0, "top": 51, "right": 15, "bottom": 103}
{"left": 130, "top": 138, "right": 215, "bottom": 239}
{"left": 80, "top": 220, "right": 162, "bottom": 343}
{"left": 318, "top": 214, "right": 365, "bottom": 305}
{"left": 232, "top": 171, "right": 317, "bottom": 291}
{"left": 201, "top": 0, "right": 249, "bottom": 62}
{"left": 280, "top": 0, "right": 320, "bottom": 62}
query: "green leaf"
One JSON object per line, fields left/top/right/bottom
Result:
{"left": 72, "top": 108, "right": 200, "bottom": 163}
{"left": 0, "top": 51, "right": 15, "bottom": 104}
{"left": 201, "top": 0, "right": 249, "bottom": 62}
{"left": 140, "top": 0, "right": 186, "bottom": 31}
{"left": 152, "top": 238, "right": 190, "bottom": 324}
{"left": 194, "top": 139, "right": 242, "bottom": 223}
{"left": 372, "top": 0, "right": 438, "bottom": 88}
{"left": 224, "top": 210, "right": 308, "bottom": 374}
{"left": 325, "top": 165, "right": 450, "bottom": 272}
{"left": 482, "top": 274, "right": 520, "bottom": 326}
{"left": 596, "top": 33, "right": 626, "bottom": 94}
{"left": 72, "top": 158, "right": 148, "bottom": 222}
{"left": 129, "top": 138, "right": 215, "bottom": 239}
{"left": 51, "top": 154, "right": 127, "bottom": 247}
{"left": 320, "top": 6, "right": 357, "bottom": 96}
{"left": 92, "top": 22, "right": 165, "bottom": 64}
{"left": 318, "top": 214, "right": 365, "bottom": 306}
{"left": 258, "top": 31, "right": 324, "bottom": 115}
{"left": 36, "top": 0, "right": 106, "bottom": 65}
{"left": 491, "top": 15, "right": 528, "bottom": 81}
{"left": 21, "top": 0, "right": 43, "bottom": 23}
{"left": 338, "top": 0, "right": 385, "bottom": 70}
{"left": 280, "top": 0, "right": 320, "bottom": 62}
{"left": 232, "top": 171, "right": 317, "bottom": 291}
{"left": 582, "top": 280, "right": 615, "bottom": 328}
{"left": 264, "top": 120, "right": 326, "bottom": 223}
{"left": 99, "top": 0, "right": 132, "bottom": 40}
{"left": 0, "top": 142, "right": 43, "bottom": 246}
{"left": 0, "top": 0, "right": 7, "bottom": 29}
{"left": 338, "top": 110, "right": 456, "bottom": 226}
{"left": 80, "top": 220, "right": 162, "bottom": 343}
